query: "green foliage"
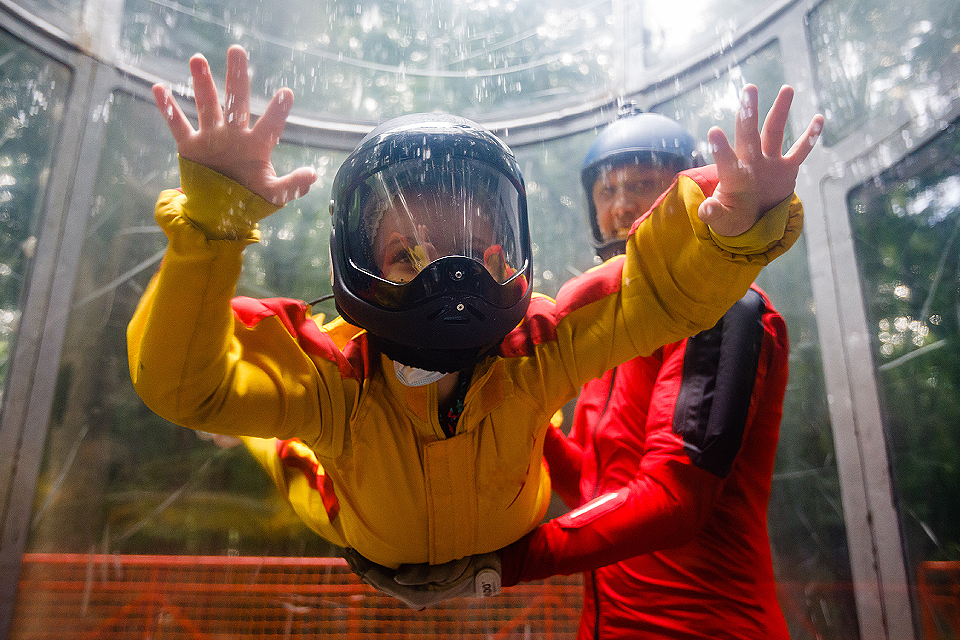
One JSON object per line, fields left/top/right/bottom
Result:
{"left": 849, "top": 120, "right": 960, "bottom": 565}
{"left": 807, "top": 0, "right": 960, "bottom": 146}
{"left": 0, "top": 35, "right": 70, "bottom": 391}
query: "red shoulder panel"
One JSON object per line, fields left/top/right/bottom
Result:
{"left": 231, "top": 297, "right": 362, "bottom": 381}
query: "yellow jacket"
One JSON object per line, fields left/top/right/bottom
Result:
{"left": 127, "top": 159, "right": 802, "bottom": 567}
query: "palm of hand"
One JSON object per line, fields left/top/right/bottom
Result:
{"left": 153, "top": 45, "right": 317, "bottom": 208}
{"left": 699, "top": 84, "right": 824, "bottom": 237}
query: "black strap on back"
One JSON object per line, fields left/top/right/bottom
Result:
{"left": 672, "top": 289, "right": 765, "bottom": 478}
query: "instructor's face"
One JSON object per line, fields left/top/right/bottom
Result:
{"left": 593, "top": 164, "right": 676, "bottom": 241}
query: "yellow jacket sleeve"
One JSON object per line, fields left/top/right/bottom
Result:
{"left": 621, "top": 172, "right": 801, "bottom": 351}
{"left": 516, "top": 168, "right": 803, "bottom": 406}
{"left": 127, "top": 162, "right": 353, "bottom": 449}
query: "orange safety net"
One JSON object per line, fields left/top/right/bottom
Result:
{"left": 11, "top": 553, "right": 583, "bottom": 639}
{"left": 917, "top": 561, "right": 960, "bottom": 640}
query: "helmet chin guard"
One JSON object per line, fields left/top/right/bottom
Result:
{"left": 330, "top": 113, "right": 532, "bottom": 372}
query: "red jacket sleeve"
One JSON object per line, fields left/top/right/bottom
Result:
{"left": 501, "top": 287, "right": 776, "bottom": 586}
{"left": 542, "top": 425, "right": 584, "bottom": 509}
{"left": 502, "top": 342, "right": 723, "bottom": 585}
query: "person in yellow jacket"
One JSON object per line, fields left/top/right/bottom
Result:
{"left": 127, "top": 45, "right": 824, "bottom": 597}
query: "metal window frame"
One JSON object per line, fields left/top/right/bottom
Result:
{"left": 2, "top": 0, "right": 957, "bottom": 637}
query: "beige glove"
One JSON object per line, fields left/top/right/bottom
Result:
{"left": 345, "top": 549, "right": 502, "bottom": 610}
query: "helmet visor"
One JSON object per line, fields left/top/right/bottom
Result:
{"left": 347, "top": 157, "right": 525, "bottom": 287}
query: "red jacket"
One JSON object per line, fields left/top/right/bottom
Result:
{"left": 500, "top": 285, "right": 791, "bottom": 640}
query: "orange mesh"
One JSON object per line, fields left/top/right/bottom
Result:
{"left": 11, "top": 553, "right": 582, "bottom": 639}
{"left": 917, "top": 561, "right": 960, "bottom": 640}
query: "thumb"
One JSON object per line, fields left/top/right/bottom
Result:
{"left": 698, "top": 190, "right": 761, "bottom": 237}
{"left": 264, "top": 167, "right": 318, "bottom": 207}
{"left": 697, "top": 197, "right": 723, "bottom": 228}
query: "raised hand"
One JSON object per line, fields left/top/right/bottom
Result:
{"left": 153, "top": 45, "right": 317, "bottom": 207}
{"left": 698, "top": 84, "right": 825, "bottom": 237}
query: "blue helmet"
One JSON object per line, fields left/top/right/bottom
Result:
{"left": 581, "top": 109, "right": 703, "bottom": 257}
{"left": 330, "top": 113, "right": 532, "bottom": 373}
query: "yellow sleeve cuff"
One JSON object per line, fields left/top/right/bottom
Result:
{"left": 708, "top": 194, "right": 792, "bottom": 255}
{"left": 177, "top": 156, "right": 282, "bottom": 240}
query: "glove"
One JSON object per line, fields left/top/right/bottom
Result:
{"left": 344, "top": 549, "right": 502, "bottom": 610}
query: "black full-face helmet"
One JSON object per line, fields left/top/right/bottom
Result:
{"left": 581, "top": 108, "right": 703, "bottom": 259}
{"left": 330, "top": 113, "right": 532, "bottom": 373}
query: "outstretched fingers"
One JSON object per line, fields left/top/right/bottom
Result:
{"left": 189, "top": 54, "right": 224, "bottom": 131}
{"left": 784, "top": 113, "right": 826, "bottom": 168}
{"left": 224, "top": 45, "right": 251, "bottom": 130}
{"left": 701, "top": 83, "right": 825, "bottom": 235}
{"left": 153, "top": 45, "right": 317, "bottom": 206}
{"left": 698, "top": 125, "right": 743, "bottom": 235}
{"left": 153, "top": 84, "right": 194, "bottom": 143}
{"left": 254, "top": 86, "right": 318, "bottom": 204}
{"left": 267, "top": 167, "right": 319, "bottom": 206}
{"left": 707, "top": 126, "right": 737, "bottom": 172}
{"left": 734, "top": 84, "right": 761, "bottom": 162}
{"left": 759, "top": 85, "right": 793, "bottom": 158}
{"left": 252, "top": 87, "right": 295, "bottom": 150}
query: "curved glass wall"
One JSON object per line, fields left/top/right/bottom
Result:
{"left": 850, "top": 120, "right": 960, "bottom": 588}
{"left": 0, "top": 31, "right": 68, "bottom": 405}
{"left": 121, "top": 0, "right": 623, "bottom": 124}
{"left": 807, "top": 0, "right": 958, "bottom": 148}
{"left": 0, "top": 0, "right": 958, "bottom": 638}
{"left": 116, "top": 0, "right": 793, "bottom": 125}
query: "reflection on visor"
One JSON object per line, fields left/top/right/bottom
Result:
{"left": 378, "top": 231, "right": 435, "bottom": 284}
{"left": 348, "top": 158, "right": 524, "bottom": 286}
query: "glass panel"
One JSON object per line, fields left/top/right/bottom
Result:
{"left": 849, "top": 119, "right": 960, "bottom": 637}
{"left": 514, "top": 130, "right": 597, "bottom": 298}
{"left": 120, "top": 0, "right": 796, "bottom": 124}
{"left": 641, "top": 0, "right": 785, "bottom": 73}
{"left": 0, "top": 30, "right": 70, "bottom": 407}
{"left": 655, "top": 44, "right": 860, "bottom": 640}
{"left": 653, "top": 42, "right": 789, "bottom": 155}
{"left": 758, "top": 233, "right": 861, "bottom": 640}
{"left": 7, "top": 0, "right": 84, "bottom": 37}
{"left": 807, "top": 0, "right": 960, "bottom": 147}
{"left": 119, "top": 0, "right": 627, "bottom": 123}
{"left": 25, "top": 91, "right": 344, "bottom": 557}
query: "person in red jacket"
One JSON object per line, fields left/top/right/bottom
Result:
{"left": 360, "top": 110, "right": 794, "bottom": 639}
{"left": 496, "top": 110, "right": 792, "bottom": 639}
